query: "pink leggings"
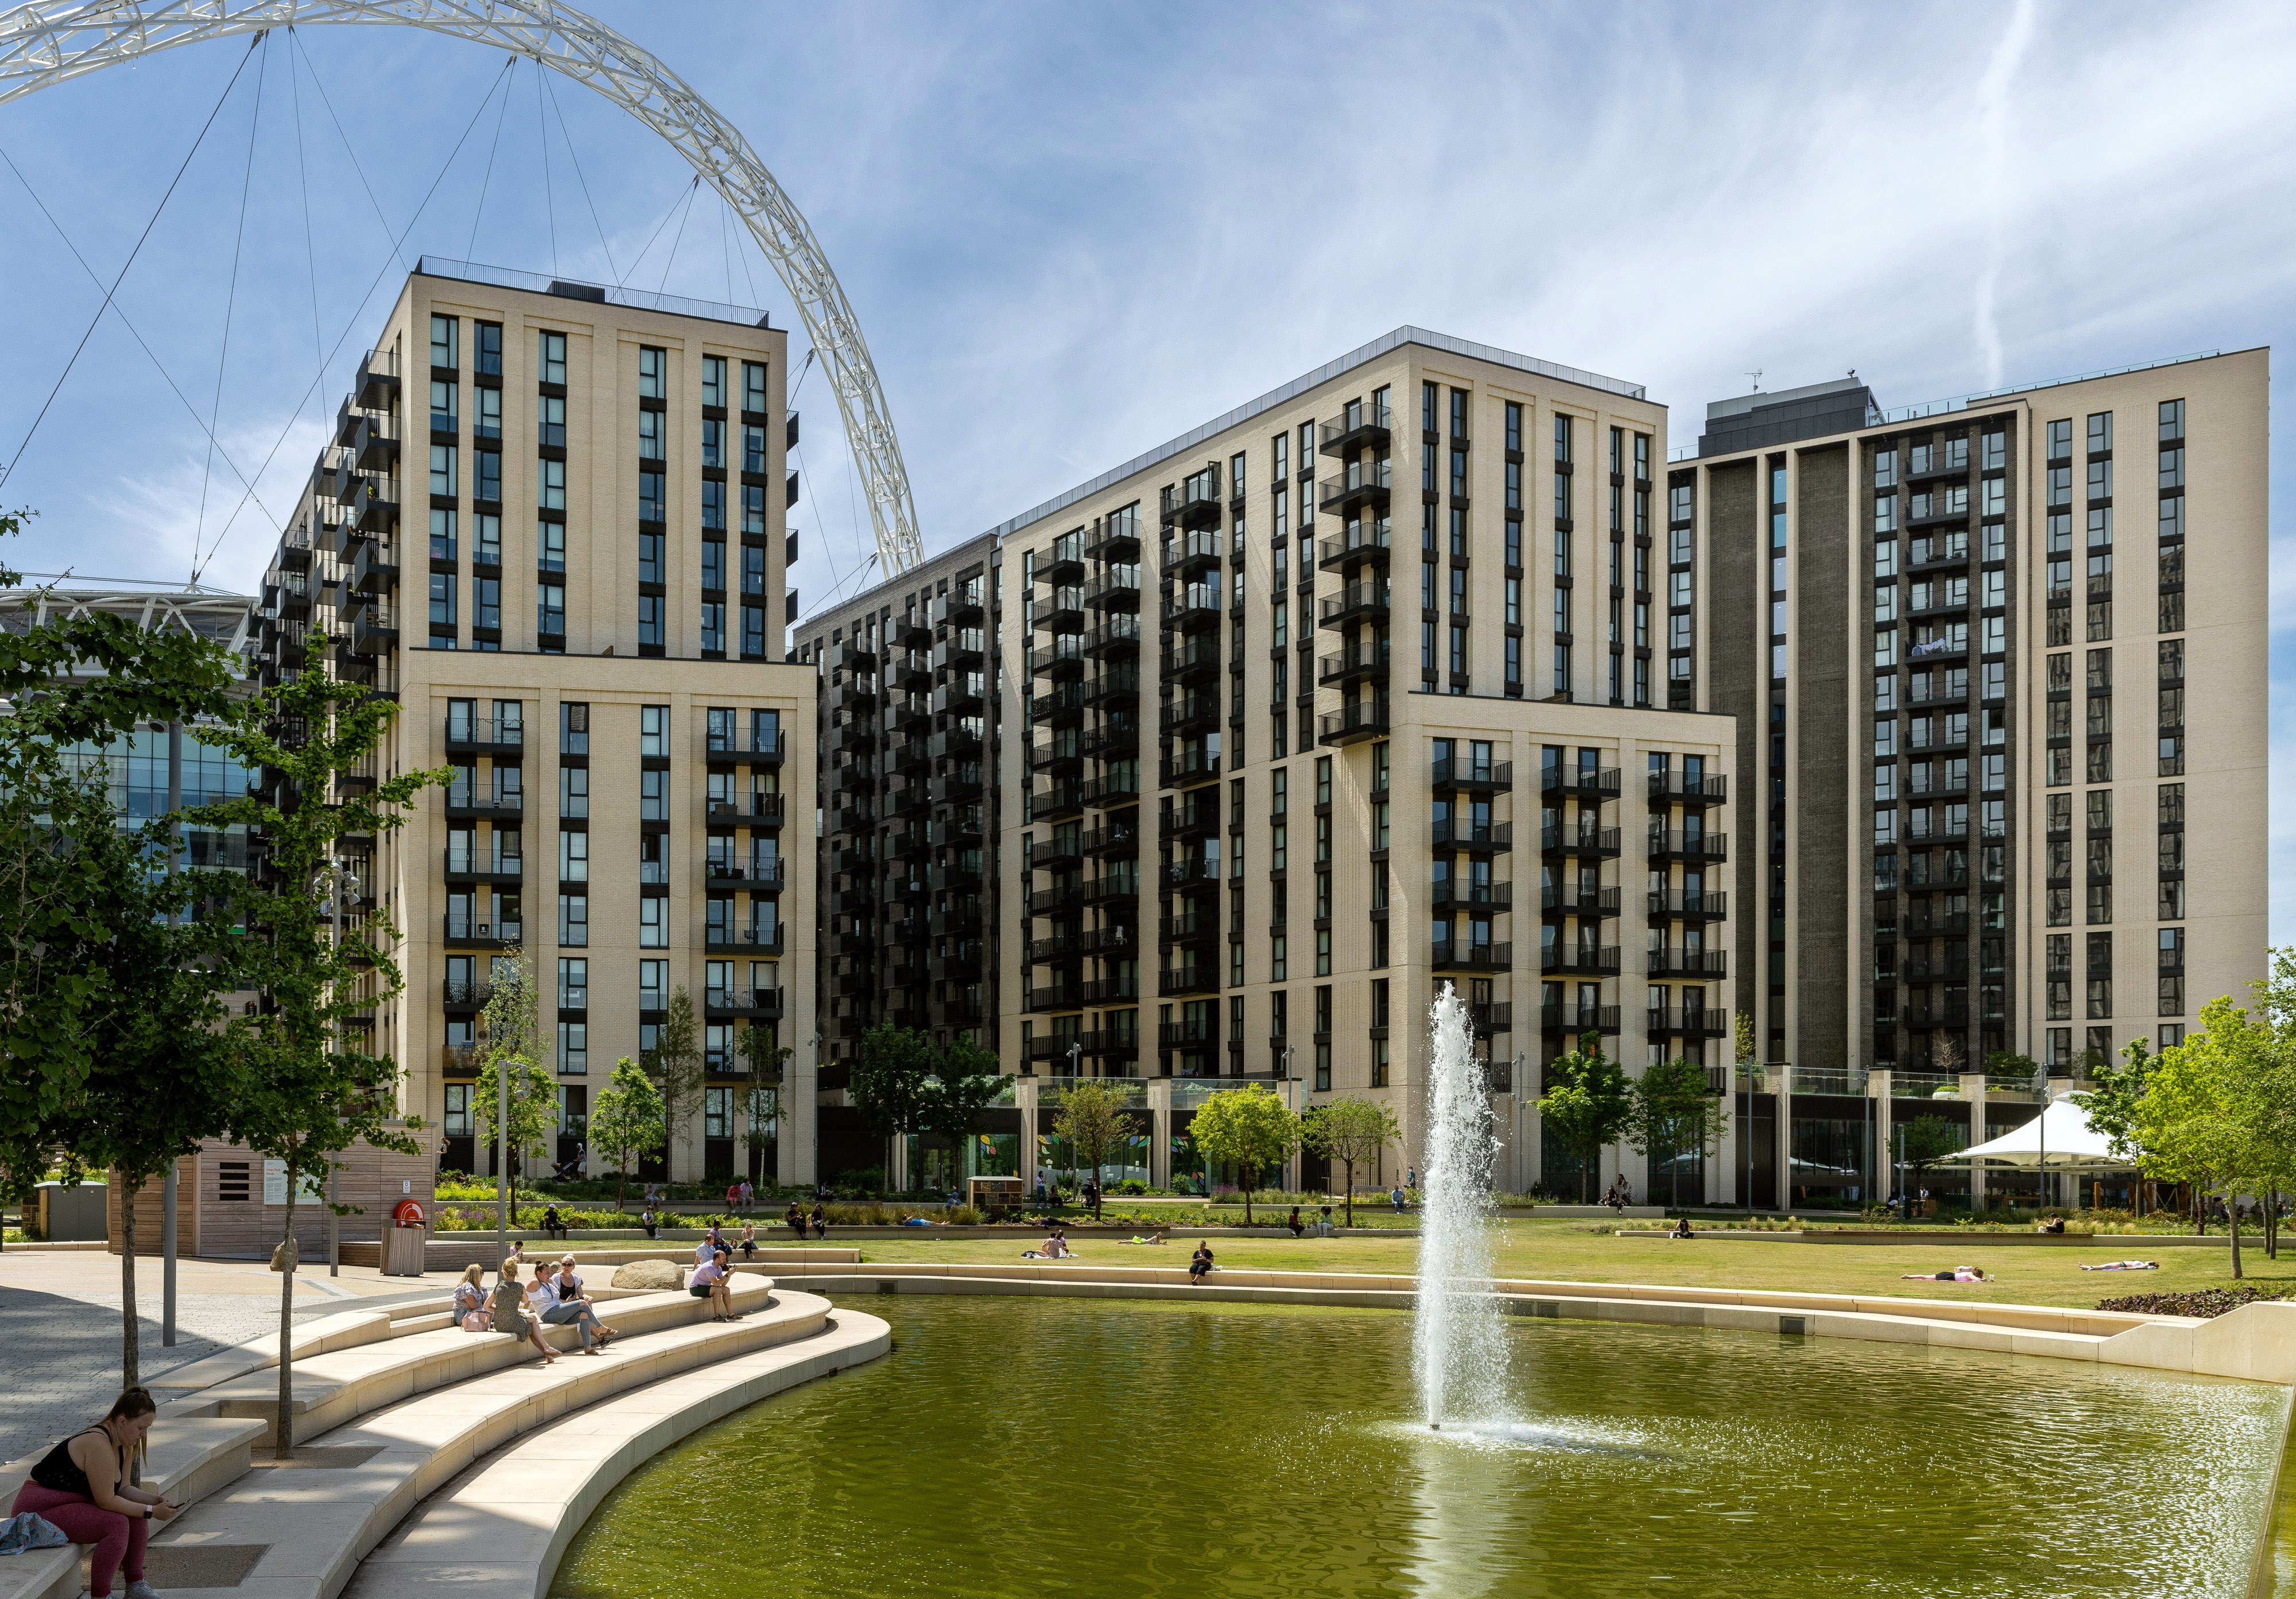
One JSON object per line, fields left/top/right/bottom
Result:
{"left": 10, "top": 1479, "right": 146, "bottom": 1597}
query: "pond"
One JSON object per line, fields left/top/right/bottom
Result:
{"left": 552, "top": 1295, "right": 2287, "bottom": 1598}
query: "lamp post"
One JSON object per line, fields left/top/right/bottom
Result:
{"left": 163, "top": 719, "right": 181, "bottom": 1339}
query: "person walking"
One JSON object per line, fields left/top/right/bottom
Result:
{"left": 7, "top": 1388, "right": 176, "bottom": 1599}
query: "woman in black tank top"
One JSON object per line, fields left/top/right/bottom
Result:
{"left": 8, "top": 1388, "right": 177, "bottom": 1599}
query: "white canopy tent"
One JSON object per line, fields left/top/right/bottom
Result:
{"left": 1939, "top": 1096, "right": 2138, "bottom": 1174}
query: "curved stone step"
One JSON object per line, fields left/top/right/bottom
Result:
{"left": 139, "top": 1280, "right": 817, "bottom": 1599}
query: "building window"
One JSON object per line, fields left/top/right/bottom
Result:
{"left": 640, "top": 471, "right": 666, "bottom": 523}
{"left": 538, "top": 583, "right": 565, "bottom": 643}
{"left": 557, "top": 1020, "right": 587, "bottom": 1077}
{"left": 559, "top": 894, "right": 588, "bottom": 948}
{"left": 537, "top": 330, "right": 567, "bottom": 385}
{"left": 640, "top": 898, "right": 666, "bottom": 949}
{"left": 742, "top": 360, "right": 767, "bottom": 415}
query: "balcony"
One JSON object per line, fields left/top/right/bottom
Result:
{"left": 931, "top": 588, "right": 987, "bottom": 628}
{"left": 1159, "top": 695, "right": 1220, "bottom": 735}
{"left": 1085, "top": 517, "right": 1142, "bottom": 563}
{"left": 1319, "top": 702, "right": 1389, "bottom": 746}
{"left": 1080, "top": 772, "right": 1142, "bottom": 808}
{"left": 1647, "top": 1008, "right": 1731, "bottom": 1039}
{"left": 1079, "top": 721, "right": 1138, "bottom": 761}
{"left": 705, "top": 860, "right": 786, "bottom": 891}
{"left": 1542, "top": 1005, "right": 1622, "bottom": 1035}
{"left": 934, "top": 629, "right": 987, "bottom": 672}
{"left": 1159, "top": 591, "right": 1223, "bottom": 633}
{"left": 1541, "top": 884, "right": 1619, "bottom": 918}
{"left": 354, "top": 347, "right": 400, "bottom": 409}
{"left": 444, "top": 915, "right": 521, "bottom": 948}
{"left": 928, "top": 727, "right": 983, "bottom": 764}
{"left": 933, "top": 681, "right": 986, "bottom": 719}
{"left": 1319, "top": 641, "right": 1390, "bottom": 689}
{"left": 443, "top": 849, "right": 522, "bottom": 886}
{"left": 1158, "top": 967, "right": 1218, "bottom": 998}
{"left": 1318, "top": 580, "right": 1390, "bottom": 630}
{"left": 825, "top": 721, "right": 875, "bottom": 759}
{"left": 1159, "top": 803, "right": 1219, "bottom": 844}
{"left": 1160, "top": 529, "right": 1223, "bottom": 580}
{"left": 444, "top": 716, "right": 523, "bottom": 756}
{"left": 1159, "top": 913, "right": 1218, "bottom": 948}
{"left": 1468, "top": 1002, "right": 1512, "bottom": 1037}
{"left": 1432, "top": 880, "right": 1513, "bottom": 911}
{"left": 1032, "top": 835, "right": 1085, "bottom": 876}
{"left": 1030, "top": 737, "right": 1084, "bottom": 777}
{"left": 1318, "top": 519, "right": 1393, "bottom": 572}
{"left": 704, "top": 986, "right": 786, "bottom": 1020}
{"left": 1032, "top": 682, "right": 1086, "bottom": 727}
{"left": 1647, "top": 891, "right": 1729, "bottom": 921}
{"left": 1035, "top": 591, "right": 1085, "bottom": 634}
{"left": 443, "top": 788, "right": 523, "bottom": 821}
{"left": 1037, "top": 540, "right": 1085, "bottom": 587}
{"left": 1318, "top": 459, "right": 1392, "bottom": 517}
{"left": 346, "top": 477, "right": 398, "bottom": 534}
{"left": 1647, "top": 950, "right": 1730, "bottom": 979}
{"left": 1160, "top": 641, "right": 1221, "bottom": 682}
{"left": 1081, "top": 822, "right": 1139, "bottom": 859}
{"left": 1083, "top": 1028, "right": 1140, "bottom": 1061}
{"left": 1081, "top": 977, "right": 1140, "bottom": 1006}
{"left": 1434, "top": 757, "right": 1514, "bottom": 793}
{"left": 1080, "top": 665, "right": 1141, "bottom": 708}
{"left": 1541, "top": 945, "right": 1621, "bottom": 976}
{"left": 1161, "top": 480, "right": 1221, "bottom": 531}
{"left": 1433, "top": 819, "right": 1511, "bottom": 852}
{"left": 1159, "top": 750, "right": 1220, "bottom": 789}
{"left": 1025, "top": 984, "right": 1085, "bottom": 1014}
{"left": 1430, "top": 940, "right": 1511, "bottom": 972}
{"left": 1318, "top": 398, "right": 1392, "bottom": 457}
{"left": 1646, "top": 829, "right": 1728, "bottom": 863}
{"left": 705, "top": 927, "right": 785, "bottom": 953}
{"left": 1033, "top": 783, "right": 1085, "bottom": 824}
{"left": 930, "top": 771, "right": 986, "bottom": 805}
{"left": 1081, "top": 615, "right": 1143, "bottom": 659}
{"left": 1157, "top": 1018, "right": 1220, "bottom": 1050}
{"left": 708, "top": 794, "right": 786, "bottom": 826}
{"left": 1080, "top": 874, "right": 1138, "bottom": 908}
{"left": 349, "top": 537, "right": 399, "bottom": 595}
{"left": 1543, "top": 766, "right": 1621, "bottom": 800}
{"left": 441, "top": 978, "right": 490, "bottom": 1013}
{"left": 1647, "top": 771, "right": 1728, "bottom": 806}
{"left": 1085, "top": 567, "right": 1143, "bottom": 612}
{"left": 1163, "top": 857, "right": 1222, "bottom": 892}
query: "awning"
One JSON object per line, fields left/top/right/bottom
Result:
{"left": 1937, "top": 1096, "right": 2137, "bottom": 1173}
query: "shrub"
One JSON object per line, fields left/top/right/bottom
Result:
{"left": 2096, "top": 1287, "right": 2283, "bottom": 1319}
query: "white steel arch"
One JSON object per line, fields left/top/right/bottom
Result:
{"left": 0, "top": 0, "right": 926, "bottom": 576}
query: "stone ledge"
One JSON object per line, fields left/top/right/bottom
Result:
{"left": 341, "top": 1307, "right": 891, "bottom": 1599}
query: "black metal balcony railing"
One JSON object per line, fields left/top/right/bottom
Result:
{"left": 1318, "top": 581, "right": 1390, "bottom": 630}
{"left": 1541, "top": 884, "right": 1619, "bottom": 917}
{"left": 444, "top": 915, "right": 521, "bottom": 945}
{"left": 1647, "top": 950, "right": 1730, "bottom": 979}
{"left": 1647, "top": 891, "right": 1729, "bottom": 920}
{"left": 1318, "top": 398, "right": 1392, "bottom": 456}
{"left": 1542, "top": 1004, "right": 1622, "bottom": 1035}
{"left": 444, "top": 716, "right": 524, "bottom": 753}
{"left": 1317, "top": 518, "right": 1393, "bottom": 572}
{"left": 1647, "top": 771, "right": 1729, "bottom": 805}
{"left": 444, "top": 789, "right": 523, "bottom": 818}
{"left": 1318, "top": 459, "right": 1393, "bottom": 516}
{"left": 1433, "top": 820, "right": 1511, "bottom": 851}
{"left": 1647, "top": 1008, "right": 1731, "bottom": 1039}
{"left": 1646, "top": 829, "right": 1728, "bottom": 862}
{"left": 1318, "top": 641, "right": 1390, "bottom": 688}
{"left": 441, "top": 979, "right": 491, "bottom": 1009}
{"left": 1541, "top": 945, "right": 1621, "bottom": 976}
{"left": 1159, "top": 529, "right": 1223, "bottom": 578}
{"left": 704, "top": 986, "right": 786, "bottom": 1018}
{"left": 1430, "top": 940, "right": 1511, "bottom": 971}
{"left": 1433, "top": 758, "right": 1513, "bottom": 792}
{"left": 1318, "top": 702, "right": 1389, "bottom": 745}
{"left": 1159, "top": 750, "right": 1221, "bottom": 788}
{"left": 1433, "top": 880, "right": 1513, "bottom": 911}
{"left": 1543, "top": 766, "right": 1622, "bottom": 799}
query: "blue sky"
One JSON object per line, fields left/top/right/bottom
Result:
{"left": 0, "top": 0, "right": 2288, "bottom": 932}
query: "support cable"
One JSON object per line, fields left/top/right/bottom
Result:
{"left": 466, "top": 53, "right": 517, "bottom": 261}
{"left": 620, "top": 174, "right": 694, "bottom": 286}
{"left": 538, "top": 66, "right": 617, "bottom": 284}
{"left": 0, "top": 143, "right": 279, "bottom": 526}
{"left": 534, "top": 50, "right": 558, "bottom": 278}
{"left": 656, "top": 172, "right": 700, "bottom": 293}
{"left": 0, "top": 35, "right": 260, "bottom": 493}
{"left": 285, "top": 26, "right": 404, "bottom": 275}
{"left": 191, "top": 29, "right": 269, "bottom": 584}
{"left": 196, "top": 53, "right": 517, "bottom": 577}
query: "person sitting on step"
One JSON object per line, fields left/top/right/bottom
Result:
{"left": 7, "top": 1387, "right": 176, "bottom": 1599}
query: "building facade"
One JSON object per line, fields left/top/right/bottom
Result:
{"left": 242, "top": 259, "right": 820, "bottom": 1201}
{"left": 1677, "top": 350, "right": 2269, "bottom": 1206}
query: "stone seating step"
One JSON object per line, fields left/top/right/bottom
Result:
{"left": 189, "top": 1278, "right": 775, "bottom": 1444}
{"left": 139, "top": 1278, "right": 819, "bottom": 1599}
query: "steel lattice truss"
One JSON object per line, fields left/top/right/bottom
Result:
{"left": 0, "top": 0, "right": 926, "bottom": 576}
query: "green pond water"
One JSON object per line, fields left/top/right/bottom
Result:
{"left": 552, "top": 1297, "right": 2289, "bottom": 1599}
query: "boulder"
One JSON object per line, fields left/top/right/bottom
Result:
{"left": 611, "top": 1258, "right": 684, "bottom": 1290}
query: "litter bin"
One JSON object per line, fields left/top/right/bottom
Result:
{"left": 382, "top": 1199, "right": 428, "bottom": 1278}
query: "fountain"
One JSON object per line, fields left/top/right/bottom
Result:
{"left": 1411, "top": 981, "right": 1509, "bottom": 1430}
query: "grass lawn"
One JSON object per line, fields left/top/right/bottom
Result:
{"left": 766, "top": 1221, "right": 2295, "bottom": 1312}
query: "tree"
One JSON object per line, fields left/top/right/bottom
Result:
{"left": 2134, "top": 996, "right": 2285, "bottom": 1276}
{"left": 1535, "top": 1032, "right": 1632, "bottom": 1204}
{"left": 1934, "top": 1034, "right": 1967, "bottom": 1076}
{"left": 848, "top": 1023, "right": 936, "bottom": 1189}
{"left": 1301, "top": 1096, "right": 1402, "bottom": 1227}
{"left": 476, "top": 952, "right": 556, "bottom": 1197}
{"left": 1188, "top": 1084, "right": 1300, "bottom": 1225}
{"left": 917, "top": 1035, "right": 1004, "bottom": 1196}
{"left": 1051, "top": 1081, "right": 1135, "bottom": 1220}
{"left": 1629, "top": 1056, "right": 1728, "bottom": 1211}
{"left": 590, "top": 1057, "right": 666, "bottom": 1212}
{"left": 1896, "top": 1116, "right": 1962, "bottom": 1202}
{"left": 188, "top": 646, "right": 450, "bottom": 1456}
{"left": 20, "top": 743, "right": 247, "bottom": 1387}
{"left": 647, "top": 988, "right": 704, "bottom": 1183}
{"left": 0, "top": 522, "right": 245, "bottom": 1232}
{"left": 735, "top": 1022, "right": 790, "bottom": 1187}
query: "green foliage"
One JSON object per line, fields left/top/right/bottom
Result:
{"left": 918, "top": 1034, "right": 1004, "bottom": 1146}
{"left": 1187, "top": 1084, "right": 1301, "bottom": 1225}
{"left": 589, "top": 1057, "right": 668, "bottom": 1212}
{"left": 735, "top": 1020, "right": 790, "bottom": 1182}
{"left": 475, "top": 950, "right": 556, "bottom": 1181}
{"left": 1628, "top": 1056, "right": 1727, "bottom": 1210}
{"left": 850, "top": 1024, "right": 936, "bottom": 1141}
{"left": 648, "top": 988, "right": 704, "bottom": 1175}
{"left": 1052, "top": 1081, "right": 1137, "bottom": 1219}
{"left": 1537, "top": 1032, "right": 1632, "bottom": 1204}
{"left": 187, "top": 643, "right": 450, "bottom": 1453}
{"left": 1896, "top": 1115, "right": 1962, "bottom": 1180}
{"left": 1300, "top": 1096, "right": 1401, "bottom": 1227}
{"left": 1733, "top": 1010, "right": 1756, "bottom": 1066}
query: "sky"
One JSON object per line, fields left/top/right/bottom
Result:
{"left": 0, "top": 0, "right": 2288, "bottom": 930}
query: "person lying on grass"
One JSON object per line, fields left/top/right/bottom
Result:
{"left": 2078, "top": 1259, "right": 2162, "bottom": 1271}
{"left": 1901, "top": 1266, "right": 1991, "bottom": 1283}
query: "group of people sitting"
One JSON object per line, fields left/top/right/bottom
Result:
{"left": 451, "top": 1249, "right": 619, "bottom": 1361}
